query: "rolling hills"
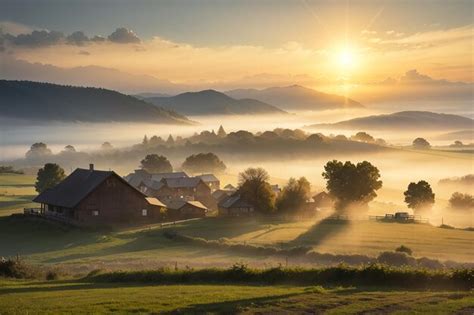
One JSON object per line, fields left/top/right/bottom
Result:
{"left": 225, "top": 85, "right": 363, "bottom": 111}
{"left": 0, "top": 80, "right": 192, "bottom": 124}
{"left": 144, "top": 89, "right": 286, "bottom": 115}
{"left": 306, "top": 111, "right": 474, "bottom": 130}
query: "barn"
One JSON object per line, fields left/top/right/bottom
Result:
{"left": 33, "top": 165, "right": 166, "bottom": 227}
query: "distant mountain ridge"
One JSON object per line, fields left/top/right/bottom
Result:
{"left": 306, "top": 111, "right": 473, "bottom": 130}
{"left": 225, "top": 85, "right": 363, "bottom": 111}
{"left": 0, "top": 80, "right": 192, "bottom": 124}
{"left": 145, "top": 89, "right": 286, "bottom": 116}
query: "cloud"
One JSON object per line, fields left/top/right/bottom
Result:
{"left": 0, "top": 21, "right": 35, "bottom": 35}
{"left": 107, "top": 27, "right": 140, "bottom": 44}
{"left": 78, "top": 50, "right": 90, "bottom": 55}
{"left": 66, "top": 31, "right": 89, "bottom": 46}
{"left": 4, "top": 30, "right": 64, "bottom": 47}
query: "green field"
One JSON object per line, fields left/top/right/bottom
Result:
{"left": 0, "top": 279, "right": 472, "bottom": 314}
{"left": 0, "top": 173, "right": 36, "bottom": 216}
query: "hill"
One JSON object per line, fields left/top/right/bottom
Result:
{"left": 225, "top": 85, "right": 363, "bottom": 111}
{"left": 0, "top": 80, "right": 192, "bottom": 124}
{"left": 306, "top": 111, "right": 474, "bottom": 130}
{"left": 145, "top": 90, "right": 286, "bottom": 116}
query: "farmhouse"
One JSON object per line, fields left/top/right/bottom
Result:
{"left": 125, "top": 169, "right": 188, "bottom": 193}
{"left": 164, "top": 199, "right": 208, "bottom": 219}
{"left": 312, "top": 191, "right": 335, "bottom": 209}
{"left": 197, "top": 174, "right": 220, "bottom": 191}
{"left": 218, "top": 194, "right": 254, "bottom": 216}
{"left": 33, "top": 165, "right": 166, "bottom": 227}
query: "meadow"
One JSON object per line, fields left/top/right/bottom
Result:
{"left": 0, "top": 279, "right": 472, "bottom": 314}
{"left": 0, "top": 173, "right": 36, "bottom": 216}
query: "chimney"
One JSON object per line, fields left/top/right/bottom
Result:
{"left": 89, "top": 163, "right": 94, "bottom": 171}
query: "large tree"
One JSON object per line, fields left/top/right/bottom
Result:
{"left": 412, "top": 138, "right": 431, "bottom": 149}
{"left": 140, "top": 154, "right": 173, "bottom": 173}
{"left": 276, "top": 177, "right": 311, "bottom": 213}
{"left": 238, "top": 167, "right": 275, "bottom": 214}
{"left": 404, "top": 180, "right": 435, "bottom": 212}
{"left": 25, "top": 142, "right": 52, "bottom": 159}
{"left": 322, "top": 160, "right": 383, "bottom": 211}
{"left": 182, "top": 152, "right": 226, "bottom": 174}
{"left": 35, "top": 163, "right": 66, "bottom": 193}
{"left": 449, "top": 192, "right": 473, "bottom": 211}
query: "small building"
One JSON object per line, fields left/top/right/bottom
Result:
{"left": 312, "top": 191, "right": 335, "bottom": 209}
{"left": 34, "top": 165, "right": 166, "bottom": 227}
{"left": 125, "top": 169, "right": 188, "bottom": 191}
{"left": 218, "top": 194, "right": 254, "bottom": 216}
{"left": 223, "top": 184, "right": 237, "bottom": 191}
{"left": 164, "top": 199, "right": 208, "bottom": 219}
{"left": 197, "top": 174, "right": 220, "bottom": 191}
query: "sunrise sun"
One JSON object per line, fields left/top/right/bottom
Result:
{"left": 337, "top": 48, "right": 357, "bottom": 69}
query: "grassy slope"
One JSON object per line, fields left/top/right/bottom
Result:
{"left": 0, "top": 279, "right": 472, "bottom": 314}
{"left": 0, "top": 174, "right": 36, "bottom": 216}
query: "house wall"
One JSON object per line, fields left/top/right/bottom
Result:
{"left": 73, "top": 175, "right": 164, "bottom": 227}
{"left": 151, "top": 182, "right": 216, "bottom": 210}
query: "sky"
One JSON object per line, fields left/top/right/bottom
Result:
{"left": 0, "top": 0, "right": 473, "bottom": 94}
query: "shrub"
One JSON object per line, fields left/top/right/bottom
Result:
{"left": 0, "top": 256, "right": 38, "bottom": 279}
{"left": 395, "top": 245, "right": 413, "bottom": 256}
{"left": 46, "top": 270, "right": 59, "bottom": 281}
{"left": 377, "top": 251, "right": 417, "bottom": 267}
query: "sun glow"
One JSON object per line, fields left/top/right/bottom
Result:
{"left": 337, "top": 48, "right": 357, "bottom": 69}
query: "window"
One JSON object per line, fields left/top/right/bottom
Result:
{"left": 142, "top": 209, "right": 148, "bottom": 216}
{"left": 92, "top": 210, "right": 99, "bottom": 216}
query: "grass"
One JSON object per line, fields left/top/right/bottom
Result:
{"left": 0, "top": 174, "right": 36, "bottom": 216}
{"left": 0, "top": 279, "right": 472, "bottom": 314}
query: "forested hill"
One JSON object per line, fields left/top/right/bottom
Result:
{"left": 0, "top": 80, "right": 193, "bottom": 124}
{"left": 145, "top": 89, "right": 286, "bottom": 116}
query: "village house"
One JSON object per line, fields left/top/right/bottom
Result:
{"left": 144, "top": 177, "right": 216, "bottom": 210}
{"left": 164, "top": 199, "right": 208, "bottom": 219}
{"left": 197, "top": 174, "right": 220, "bottom": 191}
{"left": 33, "top": 165, "right": 166, "bottom": 227}
{"left": 125, "top": 169, "right": 188, "bottom": 193}
{"left": 312, "top": 191, "right": 335, "bottom": 210}
{"left": 218, "top": 194, "right": 254, "bottom": 216}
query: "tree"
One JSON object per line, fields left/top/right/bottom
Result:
{"left": 166, "top": 134, "right": 175, "bottom": 146}
{"left": 404, "top": 180, "right": 435, "bottom": 212}
{"left": 25, "top": 142, "right": 52, "bottom": 159}
{"left": 322, "top": 160, "right": 383, "bottom": 211}
{"left": 101, "top": 142, "right": 114, "bottom": 150}
{"left": 306, "top": 133, "right": 324, "bottom": 143}
{"left": 412, "top": 138, "right": 431, "bottom": 149}
{"left": 449, "top": 192, "right": 474, "bottom": 210}
{"left": 217, "top": 125, "right": 227, "bottom": 137}
{"left": 238, "top": 167, "right": 275, "bottom": 214}
{"left": 35, "top": 163, "right": 66, "bottom": 193}
{"left": 63, "top": 145, "right": 76, "bottom": 153}
{"left": 450, "top": 140, "right": 463, "bottom": 148}
{"left": 182, "top": 152, "right": 226, "bottom": 174}
{"left": 140, "top": 154, "right": 172, "bottom": 173}
{"left": 276, "top": 177, "right": 311, "bottom": 213}
{"left": 142, "top": 135, "right": 149, "bottom": 146}
{"left": 351, "top": 132, "right": 375, "bottom": 143}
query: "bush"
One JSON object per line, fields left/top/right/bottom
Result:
{"left": 86, "top": 264, "right": 474, "bottom": 290}
{"left": 46, "top": 270, "right": 59, "bottom": 281}
{"left": 377, "top": 251, "right": 417, "bottom": 267}
{"left": 395, "top": 245, "right": 413, "bottom": 256}
{"left": 0, "top": 257, "right": 38, "bottom": 279}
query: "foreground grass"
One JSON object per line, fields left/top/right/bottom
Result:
{"left": 0, "top": 279, "right": 472, "bottom": 314}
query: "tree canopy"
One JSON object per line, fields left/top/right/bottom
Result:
{"left": 35, "top": 163, "right": 66, "bottom": 193}
{"left": 449, "top": 192, "right": 474, "bottom": 210}
{"left": 412, "top": 138, "right": 431, "bottom": 149}
{"left": 322, "top": 160, "right": 382, "bottom": 211}
{"left": 182, "top": 152, "right": 226, "bottom": 174}
{"left": 404, "top": 180, "right": 435, "bottom": 211}
{"left": 140, "top": 154, "right": 173, "bottom": 173}
{"left": 276, "top": 177, "right": 311, "bottom": 213}
{"left": 25, "top": 142, "right": 52, "bottom": 159}
{"left": 238, "top": 167, "right": 275, "bottom": 214}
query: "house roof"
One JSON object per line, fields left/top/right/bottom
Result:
{"left": 219, "top": 194, "right": 253, "bottom": 209}
{"left": 151, "top": 171, "right": 188, "bottom": 182}
{"left": 34, "top": 168, "right": 130, "bottom": 208}
{"left": 163, "top": 177, "right": 204, "bottom": 188}
{"left": 212, "top": 189, "right": 233, "bottom": 201}
{"left": 223, "top": 184, "right": 237, "bottom": 190}
{"left": 125, "top": 170, "right": 188, "bottom": 188}
{"left": 142, "top": 178, "right": 165, "bottom": 191}
{"left": 197, "top": 174, "right": 219, "bottom": 183}
{"left": 164, "top": 199, "right": 207, "bottom": 211}
{"left": 145, "top": 197, "right": 166, "bottom": 207}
